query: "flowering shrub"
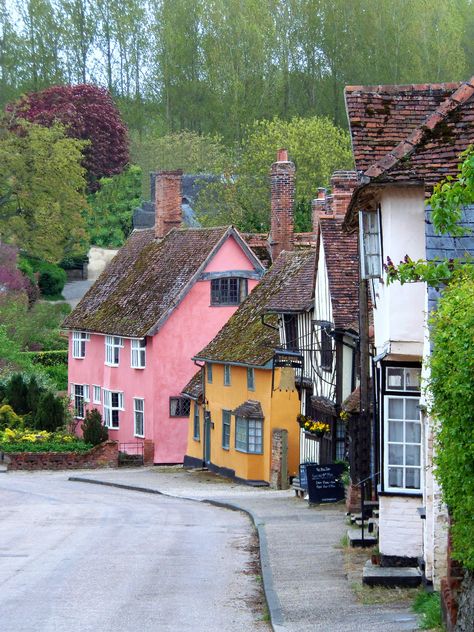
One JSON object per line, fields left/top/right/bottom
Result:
{"left": 297, "top": 414, "right": 330, "bottom": 436}
{"left": 0, "top": 428, "right": 92, "bottom": 453}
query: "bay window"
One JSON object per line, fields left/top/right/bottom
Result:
{"left": 235, "top": 416, "right": 263, "bottom": 454}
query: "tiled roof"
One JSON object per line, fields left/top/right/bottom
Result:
{"left": 345, "top": 78, "right": 474, "bottom": 189}
{"left": 319, "top": 218, "right": 359, "bottom": 331}
{"left": 232, "top": 400, "right": 264, "bottom": 419}
{"left": 195, "top": 250, "right": 313, "bottom": 366}
{"left": 243, "top": 232, "right": 316, "bottom": 268}
{"left": 63, "top": 226, "right": 252, "bottom": 337}
{"left": 265, "top": 249, "right": 316, "bottom": 312}
{"left": 182, "top": 369, "right": 203, "bottom": 400}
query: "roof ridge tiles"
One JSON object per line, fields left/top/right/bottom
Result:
{"left": 345, "top": 81, "right": 462, "bottom": 94}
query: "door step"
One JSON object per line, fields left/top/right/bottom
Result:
{"left": 362, "top": 560, "right": 422, "bottom": 587}
{"left": 347, "top": 528, "right": 377, "bottom": 548}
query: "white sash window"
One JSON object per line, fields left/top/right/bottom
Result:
{"left": 134, "top": 398, "right": 144, "bottom": 437}
{"left": 359, "top": 210, "right": 382, "bottom": 279}
{"left": 131, "top": 338, "right": 146, "bottom": 368}
{"left": 103, "top": 389, "right": 124, "bottom": 428}
{"left": 105, "top": 336, "right": 124, "bottom": 366}
{"left": 72, "top": 331, "right": 90, "bottom": 358}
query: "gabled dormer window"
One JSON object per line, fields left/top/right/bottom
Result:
{"left": 359, "top": 209, "right": 382, "bottom": 279}
{"left": 72, "top": 331, "right": 90, "bottom": 359}
{"left": 105, "top": 336, "right": 124, "bottom": 366}
{"left": 131, "top": 338, "right": 146, "bottom": 368}
{"left": 211, "top": 278, "right": 248, "bottom": 305}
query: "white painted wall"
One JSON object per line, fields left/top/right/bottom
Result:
{"left": 379, "top": 495, "right": 423, "bottom": 558}
{"left": 373, "top": 187, "right": 426, "bottom": 358}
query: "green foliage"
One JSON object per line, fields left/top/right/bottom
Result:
{"left": 430, "top": 270, "right": 474, "bottom": 569}
{"left": 87, "top": 165, "right": 142, "bottom": 247}
{"left": 412, "top": 590, "right": 442, "bottom": 630}
{"left": 34, "top": 391, "right": 65, "bottom": 431}
{"left": 37, "top": 262, "right": 67, "bottom": 297}
{"left": 81, "top": 408, "right": 108, "bottom": 446}
{"left": 0, "top": 326, "right": 34, "bottom": 376}
{"left": 0, "top": 120, "right": 89, "bottom": 263}
{"left": 0, "top": 439, "right": 93, "bottom": 453}
{"left": 41, "top": 364, "right": 68, "bottom": 391}
{"left": 0, "top": 404, "right": 23, "bottom": 431}
{"left": 196, "top": 116, "right": 353, "bottom": 231}
{"left": 4, "top": 373, "right": 29, "bottom": 415}
{"left": 23, "top": 350, "right": 68, "bottom": 367}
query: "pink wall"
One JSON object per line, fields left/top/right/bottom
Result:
{"left": 68, "top": 234, "right": 260, "bottom": 463}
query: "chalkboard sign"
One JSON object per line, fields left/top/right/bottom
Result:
{"left": 299, "top": 462, "right": 318, "bottom": 490}
{"left": 305, "top": 463, "right": 345, "bottom": 504}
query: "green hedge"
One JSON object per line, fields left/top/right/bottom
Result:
{"left": 430, "top": 271, "right": 474, "bottom": 570}
{"left": 22, "top": 350, "right": 68, "bottom": 367}
{"left": 0, "top": 441, "right": 93, "bottom": 453}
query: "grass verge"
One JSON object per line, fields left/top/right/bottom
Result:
{"left": 412, "top": 591, "right": 443, "bottom": 630}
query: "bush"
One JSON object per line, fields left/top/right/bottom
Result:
{"left": 0, "top": 405, "right": 23, "bottom": 431}
{"left": 412, "top": 591, "right": 442, "bottom": 630}
{"left": 0, "top": 429, "right": 92, "bottom": 453}
{"left": 81, "top": 408, "right": 108, "bottom": 446}
{"left": 4, "top": 373, "right": 29, "bottom": 415}
{"left": 34, "top": 391, "right": 65, "bottom": 431}
{"left": 38, "top": 263, "right": 67, "bottom": 297}
{"left": 42, "top": 364, "right": 68, "bottom": 391}
{"left": 23, "top": 350, "right": 68, "bottom": 367}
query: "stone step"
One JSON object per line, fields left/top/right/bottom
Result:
{"left": 362, "top": 560, "right": 422, "bottom": 588}
{"left": 347, "top": 528, "right": 378, "bottom": 548}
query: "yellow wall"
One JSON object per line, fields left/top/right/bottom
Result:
{"left": 185, "top": 363, "right": 300, "bottom": 483}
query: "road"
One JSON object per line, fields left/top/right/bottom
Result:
{"left": 0, "top": 472, "right": 269, "bottom": 632}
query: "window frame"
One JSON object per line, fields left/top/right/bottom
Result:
{"left": 207, "top": 363, "right": 213, "bottom": 384}
{"left": 133, "top": 397, "right": 145, "bottom": 437}
{"left": 193, "top": 402, "right": 200, "bottom": 441}
{"left": 247, "top": 367, "right": 255, "bottom": 391}
{"left": 320, "top": 323, "right": 333, "bottom": 372}
{"left": 169, "top": 397, "right": 191, "bottom": 418}
{"left": 92, "top": 385, "right": 101, "bottom": 404}
{"left": 235, "top": 416, "right": 263, "bottom": 454}
{"left": 222, "top": 409, "right": 231, "bottom": 449}
{"left": 73, "top": 384, "right": 89, "bottom": 419}
{"left": 103, "top": 389, "right": 124, "bottom": 429}
{"left": 130, "top": 338, "right": 146, "bottom": 369}
{"left": 223, "top": 364, "right": 231, "bottom": 386}
{"left": 359, "top": 209, "right": 383, "bottom": 279}
{"left": 283, "top": 314, "right": 299, "bottom": 350}
{"left": 210, "top": 277, "right": 248, "bottom": 306}
{"left": 105, "top": 335, "right": 124, "bottom": 366}
{"left": 72, "top": 330, "right": 90, "bottom": 359}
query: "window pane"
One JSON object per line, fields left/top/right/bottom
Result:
{"left": 406, "top": 468, "right": 421, "bottom": 489}
{"left": 387, "top": 368, "right": 404, "bottom": 390}
{"left": 405, "top": 445, "right": 421, "bottom": 466}
{"left": 235, "top": 417, "right": 247, "bottom": 451}
{"left": 405, "top": 399, "right": 420, "bottom": 420}
{"left": 388, "top": 467, "right": 403, "bottom": 488}
{"left": 388, "top": 421, "right": 403, "bottom": 442}
{"left": 388, "top": 444, "right": 404, "bottom": 465}
{"left": 405, "top": 368, "right": 421, "bottom": 391}
{"left": 388, "top": 398, "right": 403, "bottom": 419}
{"left": 406, "top": 422, "right": 421, "bottom": 443}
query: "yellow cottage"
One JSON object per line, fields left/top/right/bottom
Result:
{"left": 182, "top": 250, "right": 315, "bottom": 486}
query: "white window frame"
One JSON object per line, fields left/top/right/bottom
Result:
{"left": 235, "top": 416, "right": 263, "bottom": 454}
{"left": 359, "top": 209, "right": 382, "bottom": 279}
{"left": 103, "top": 389, "right": 124, "bottom": 429}
{"left": 384, "top": 395, "right": 422, "bottom": 494}
{"left": 92, "top": 385, "right": 101, "bottom": 404}
{"left": 105, "top": 335, "right": 124, "bottom": 366}
{"left": 73, "top": 384, "right": 89, "bottom": 419}
{"left": 72, "top": 330, "right": 90, "bottom": 359}
{"left": 224, "top": 364, "right": 231, "bottom": 386}
{"left": 131, "top": 338, "right": 146, "bottom": 369}
{"left": 133, "top": 397, "right": 144, "bottom": 437}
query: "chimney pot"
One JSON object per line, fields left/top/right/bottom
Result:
{"left": 276, "top": 148, "right": 288, "bottom": 162}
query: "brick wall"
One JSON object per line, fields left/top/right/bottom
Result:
{"left": 155, "top": 170, "right": 183, "bottom": 239}
{"left": 270, "top": 428, "right": 289, "bottom": 490}
{"left": 6, "top": 440, "right": 118, "bottom": 470}
{"left": 144, "top": 439, "right": 154, "bottom": 465}
{"left": 270, "top": 149, "right": 295, "bottom": 261}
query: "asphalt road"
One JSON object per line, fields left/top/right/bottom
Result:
{"left": 0, "top": 472, "right": 268, "bottom": 632}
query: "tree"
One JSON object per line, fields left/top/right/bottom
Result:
{"left": 34, "top": 390, "right": 64, "bottom": 431}
{"left": 81, "top": 408, "right": 108, "bottom": 445}
{"left": 7, "top": 84, "right": 129, "bottom": 189}
{"left": 196, "top": 116, "right": 353, "bottom": 231}
{"left": 0, "top": 119, "right": 88, "bottom": 262}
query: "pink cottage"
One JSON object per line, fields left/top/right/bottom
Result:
{"left": 63, "top": 171, "right": 265, "bottom": 464}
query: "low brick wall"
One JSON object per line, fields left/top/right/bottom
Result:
{"left": 5, "top": 440, "right": 118, "bottom": 471}
{"left": 143, "top": 439, "right": 154, "bottom": 466}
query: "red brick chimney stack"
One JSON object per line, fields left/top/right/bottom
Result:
{"left": 155, "top": 170, "right": 183, "bottom": 239}
{"left": 270, "top": 148, "right": 295, "bottom": 261}
{"left": 312, "top": 187, "right": 327, "bottom": 233}
{"left": 330, "top": 171, "right": 358, "bottom": 218}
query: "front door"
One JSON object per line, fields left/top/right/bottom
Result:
{"left": 204, "top": 411, "right": 211, "bottom": 465}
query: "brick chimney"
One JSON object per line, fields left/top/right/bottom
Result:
{"left": 270, "top": 149, "right": 295, "bottom": 261}
{"left": 330, "top": 171, "right": 358, "bottom": 218}
{"left": 311, "top": 187, "right": 327, "bottom": 233}
{"left": 155, "top": 170, "right": 183, "bottom": 239}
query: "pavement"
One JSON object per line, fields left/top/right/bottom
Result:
{"left": 68, "top": 466, "right": 420, "bottom": 632}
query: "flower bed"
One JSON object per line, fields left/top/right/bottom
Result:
{"left": 0, "top": 428, "right": 92, "bottom": 453}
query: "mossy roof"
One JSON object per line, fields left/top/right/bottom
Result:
{"left": 194, "top": 249, "right": 314, "bottom": 366}
{"left": 63, "top": 226, "right": 236, "bottom": 337}
{"left": 182, "top": 369, "right": 203, "bottom": 400}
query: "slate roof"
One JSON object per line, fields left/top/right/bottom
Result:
{"left": 195, "top": 250, "right": 314, "bottom": 366}
{"left": 182, "top": 369, "right": 203, "bottom": 401}
{"left": 344, "top": 78, "right": 474, "bottom": 219}
{"left": 265, "top": 249, "right": 316, "bottom": 312}
{"left": 63, "top": 226, "right": 262, "bottom": 337}
{"left": 319, "top": 218, "right": 359, "bottom": 331}
{"left": 232, "top": 400, "right": 264, "bottom": 419}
